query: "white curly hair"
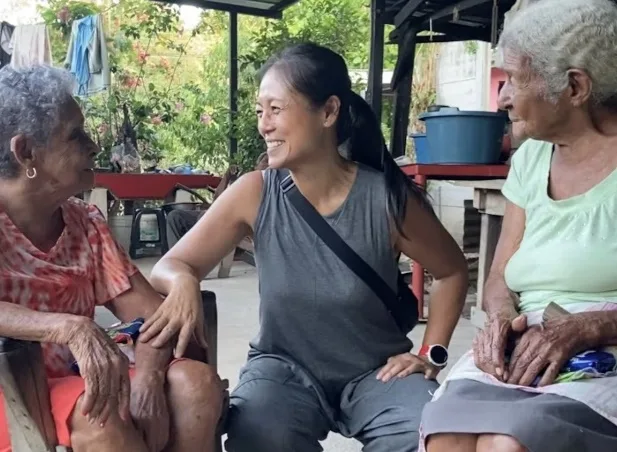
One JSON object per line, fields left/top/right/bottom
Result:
{"left": 498, "top": 0, "right": 617, "bottom": 106}
{"left": 0, "top": 65, "right": 75, "bottom": 178}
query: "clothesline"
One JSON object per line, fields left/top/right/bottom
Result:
{"left": 1, "top": 13, "right": 110, "bottom": 97}
{"left": 3, "top": 2, "right": 192, "bottom": 98}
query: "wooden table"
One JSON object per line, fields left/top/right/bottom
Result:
{"left": 400, "top": 164, "right": 510, "bottom": 320}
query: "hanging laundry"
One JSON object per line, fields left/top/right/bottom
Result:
{"left": 64, "top": 14, "right": 110, "bottom": 96}
{"left": 9, "top": 24, "right": 52, "bottom": 69}
{"left": 0, "top": 22, "right": 15, "bottom": 69}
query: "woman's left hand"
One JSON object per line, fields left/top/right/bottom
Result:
{"left": 130, "top": 372, "right": 170, "bottom": 452}
{"left": 377, "top": 352, "right": 440, "bottom": 382}
{"left": 506, "top": 316, "right": 587, "bottom": 387}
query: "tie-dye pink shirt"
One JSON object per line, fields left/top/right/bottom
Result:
{"left": 0, "top": 198, "right": 139, "bottom": 378}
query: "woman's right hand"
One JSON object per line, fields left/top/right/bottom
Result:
{"left": 63, "top": 317, "right": 130, "bottom": 425}
{"left": 473, "top": 309, "right": 527, "bottom": 381}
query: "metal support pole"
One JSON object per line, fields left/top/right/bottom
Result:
{"left": 390, "top": 28, "right": 417, "bottom": 158}
{"left": 229, "top": 12, "right": 238, "bottom": 157}
{"left": 366, "top": 0, "right": 385, "bottom": 121}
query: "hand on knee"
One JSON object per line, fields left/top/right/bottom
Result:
{"left": 70, "top": 395, "right": 148, "bottom": 452}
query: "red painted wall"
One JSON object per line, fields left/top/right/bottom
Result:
{"left": 489, "top": 67, "right": 507, "bottom": 111}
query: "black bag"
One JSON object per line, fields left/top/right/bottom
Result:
{"left": 281, "top": 174, "right": 419, "bottom": 334}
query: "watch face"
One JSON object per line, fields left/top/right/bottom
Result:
{"left": 429, "top": 345, "right": 448, "bottom": 366}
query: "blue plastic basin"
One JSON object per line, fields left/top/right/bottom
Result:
{"left": 410, "top": 133, "right": 430, "bottom": 164}
{"left": 419, "top": 108, "right": 507, "bottom": 164}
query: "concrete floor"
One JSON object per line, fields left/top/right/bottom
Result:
{"left": 96, "top": 258, "right": 476, "bottom": 452}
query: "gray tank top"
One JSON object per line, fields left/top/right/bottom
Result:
{"left": 250, "top": 164, "right": 412, "bottom": 398}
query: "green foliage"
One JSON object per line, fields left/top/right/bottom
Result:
{"left": 464, "top": 41, "right": 478, "bottom": 55}
{"left": 234, "top": 0, "right": 383, "bottom": 170}
{"left": 39, "top": 0, "right": 101, "bottom": 62}
{"left": 38, "top": 0, "right": 438, "bottom": 174}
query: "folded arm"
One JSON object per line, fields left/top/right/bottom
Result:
{"left": 0, "top": 300, "right": 77, "bottom": 343}
{"left": 0, "top": 300, "right": 132, "bottom": 423}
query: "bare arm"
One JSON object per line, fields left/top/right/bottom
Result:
{"left": 472, "top": 199, "right": 527, "bottom": 381}
{"left": 150, "top": 171, "right": 263, "bottom": 295}
{"left": 0, "top": 301, "right": 77, "bottom": 342}
{"left": 142, "top": 172, "right": 263, "bottom": 356}
{"left": 395, "top": 196, "right": 469, "bottom": 348}
{"left": 0, "top": 301, "right": 132, "bottom": 424}
{"left": 483, "top": 200, "right": 526, "bottom": 317}
{"left": 104, "top": 272, "right": 174, "bottom": 378}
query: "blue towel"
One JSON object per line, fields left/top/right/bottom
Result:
{"left": 69, "top": 15, "right": 96, "bottom": 96}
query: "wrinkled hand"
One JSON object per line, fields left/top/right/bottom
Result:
{"left": 64, "top": 317, "right": 130, "bottom": 425}
{"left": 506, "top": 316, "right": 586, "bottom": 387}
{"left": 139, "top": 281, "right": 206, "bottom": 358}
{"left": 473, "top": 310, "right": 527, "bottom": 381}
{"left": 131, "top": 373, "right": 170, "bottom": 452}
{"left": 377, "top": 352, "right": 440, "bottom": 382}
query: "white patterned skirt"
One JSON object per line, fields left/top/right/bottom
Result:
{"left": 420, "top": 302, "right": 617, "bottom": 452}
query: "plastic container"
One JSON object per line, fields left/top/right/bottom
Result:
{"left": 419, "top": 107, "right": 508, "bottom": 164}
{"left": 410, "top": 133, "right": 430, "bottom": 164}
{"left": 108, "top": 215, "right": 132, "bottom": 251}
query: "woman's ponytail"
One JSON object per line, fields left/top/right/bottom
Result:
{"left": 346, "top": 91, "right": 433, "bottom": 235}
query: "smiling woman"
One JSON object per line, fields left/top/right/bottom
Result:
{"left": 420, "top": 1, "right": 617, "bottom": 451}
{"left": 149, "top": 42, "right": 469, "bottom": 452}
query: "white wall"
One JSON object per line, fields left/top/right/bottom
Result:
{"left": 428, "top": 181, "right": 473, "bottom": 247}
{"left": 436, "top": 41, "right": 491, "bottom": 111}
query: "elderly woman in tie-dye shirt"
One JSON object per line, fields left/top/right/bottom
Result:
{"left": 0, "top": 66, "right": 223, "bottom": 452}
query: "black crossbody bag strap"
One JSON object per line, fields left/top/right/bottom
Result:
{"left": 280, "top": 174, "right": 403, "bottom": 318}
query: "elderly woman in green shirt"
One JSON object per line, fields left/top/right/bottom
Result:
{"left": 421, "top": 0, "right": 617, "bottom": 451}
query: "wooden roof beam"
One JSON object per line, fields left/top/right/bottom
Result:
{"left": 394, "top": 0, "right": 427, "bottom": 28}
{"left": 424, "top": 0, "right": 493, "bottom": 24}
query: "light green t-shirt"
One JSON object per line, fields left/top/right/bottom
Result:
{"left": 503, "top": 139, "right": 617, "bottom": 313}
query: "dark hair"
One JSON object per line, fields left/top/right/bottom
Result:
{"left": 259, "top": 42, "right": 432, "bottom": 235}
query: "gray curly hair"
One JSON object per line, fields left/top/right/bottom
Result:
{"left": 0, "top": 65, "right": 75, "bottom": 178}
{"left": 498, "top": 0, "right": 617, "bottom": 106}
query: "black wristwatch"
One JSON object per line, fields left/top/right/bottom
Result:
{"left": 419, "top": 344, "right": 449, "bottom": 368}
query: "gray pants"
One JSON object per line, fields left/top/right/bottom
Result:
{"left": 166, "top": 209, "right": 204, "bottom": 249}
{"left": 226, "top": 354, "right": 438, "bottom": 452}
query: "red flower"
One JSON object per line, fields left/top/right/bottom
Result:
{"left": 159, "top": 58, "right": 171, "bottom": 70}
{"left": 200, "top": 114, "right": 212, "bottom": 125}
{"left": 57, "top": 7, "right": 70, "bottom": 24}
{"left": 137, "top": 51, "right": 149, "bottom": 64}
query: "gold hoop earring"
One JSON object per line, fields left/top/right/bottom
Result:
{"left": 26, "top": 167, "right": 37, "bottom": 179}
